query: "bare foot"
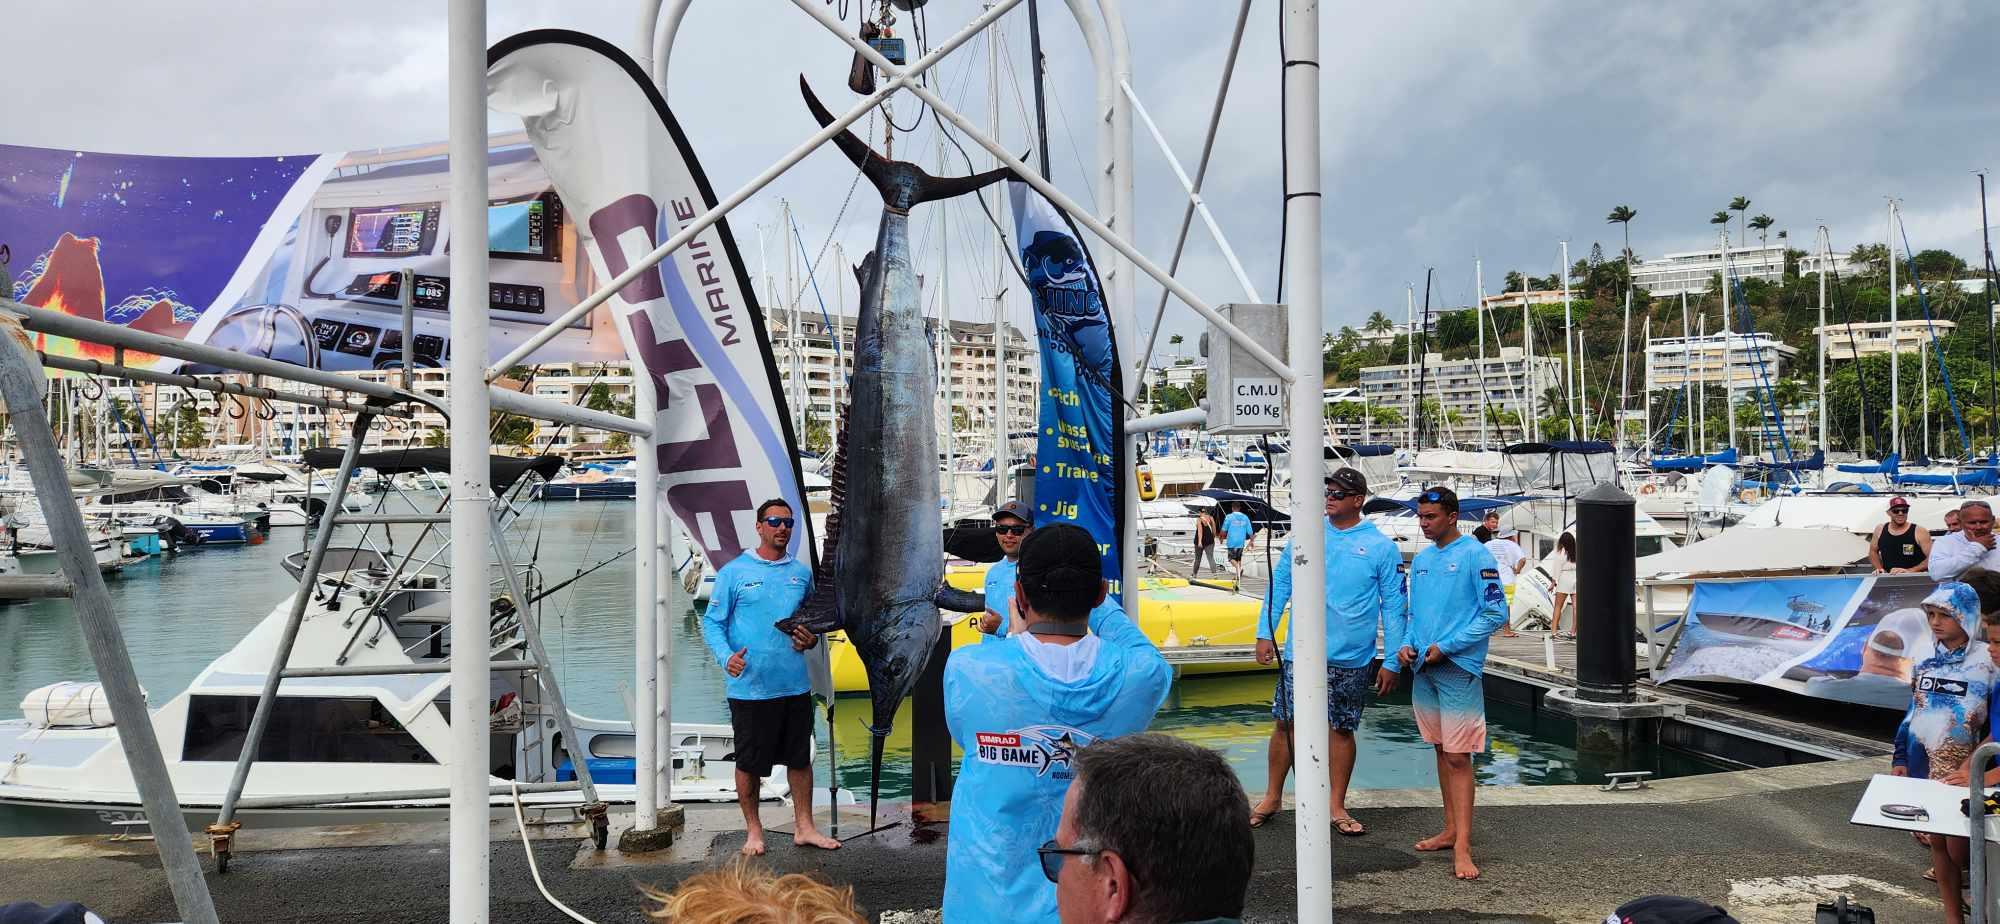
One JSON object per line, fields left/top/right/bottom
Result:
{"left": 740, "top": 834, "right": 766, "bottom": 856}
{"left": 1452, "top": 850, "right": 1481, "bottom": 881}
{"left": 1414, "top": 831, "right": 1456, "bottom": 852}
{"left": 794, "top": 829, "right": 841, "bottom": 850}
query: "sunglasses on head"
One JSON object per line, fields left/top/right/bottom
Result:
{"left": 761, "top": 516, "right": 795, "bottom": 529}
{"left": 995, "top": 523, "right": 1029, "bottom": 535}
{"left": 1037, "top": 839, "right": 1094, "bottom": 882}
{"left": 1421, "top": 490, "right": 1445, "bottom": 503}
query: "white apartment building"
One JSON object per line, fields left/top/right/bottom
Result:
{"left": 1158, "top": 359, "right": 1206, "bottom": 389}
{"left": 1796, "top": 250, "right": 1862, "bottom": 279}
{"left": 1630, "top": 243, "right": 1786, "bottom": 297}
{"left": 1643, "top": 332, "right": 1799, "bottom": 400}
{"left": 1479, "top": 290, "right": 1568, "bottom": 313}
{"left": 1812, "top": 319, "right": 1957, "bottom": 362}
{"left": 1357, "top": 346, "right": 1562, "bottom": 446}
{"left": 767, "top": 313, "right": 1039, "bottom": 455}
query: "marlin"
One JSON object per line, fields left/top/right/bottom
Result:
{"left": 796, "top": 77, "right": 1011, "bottom": 829}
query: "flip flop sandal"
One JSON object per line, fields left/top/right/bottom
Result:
{"left": 1332, "top": 816, "right": 1367, "bottom": 837}
{"left": 1249, "top": 808, "right": 1279, "bottom": 829}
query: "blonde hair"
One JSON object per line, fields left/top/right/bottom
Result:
{"left": 642, "top": 858, "right": 866, "bottom": 924}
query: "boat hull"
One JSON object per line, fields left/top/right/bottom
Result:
{"left": 536, "top": 482, "right": 637, "bottom": 500}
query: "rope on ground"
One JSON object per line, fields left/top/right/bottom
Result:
{"left": 511, "top": 779, "right": 601, "bottom": 924}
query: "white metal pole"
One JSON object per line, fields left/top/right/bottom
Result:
{"left": 633, "top": 372, "right": 659, "bottom": 831}
{"left": 939, "top": 139, "right": 957, "bottom": 507}
{"left": 447, "top": 0, "right": 492, "bottom": 919}
{"left": 1280, "top": 1, "right": 1331, "bottom": 916}
{"left": 987, "top": 19, "right": 1009, "bottom": 502}
{"left": 1087, "top": 0, "right": 1141, "bottom": 608}
{"left": 1889, "top": 200, "right": 1901, "bottom": 459}
{"left": 1817, "top": 226, "right": 1829, "bottom": 451}
{"left": 657, "top": 488, "right": 675, "bottom": 807}
{"left": 1122, "top": 80, "right": 1260, "bottom": 302}
{"left": 834, "top": 241, "right": 846, "bottom": 455}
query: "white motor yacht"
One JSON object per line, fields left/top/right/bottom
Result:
{"left": 0, "top": 546, "right": 790, "bottom": 836}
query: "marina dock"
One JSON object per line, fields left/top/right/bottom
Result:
{"left": 1, "top": 758, "right": 1937, "bottom": 922}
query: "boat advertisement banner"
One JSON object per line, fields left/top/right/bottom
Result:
{"left": 1, "top": 137, "right": 642, "bottom": 374}
{"left": 1008, "top": 182, "right": 1124, "bottom": 603}
{"left": 1658, "top": 574, "right": 1939, "bottom": 709}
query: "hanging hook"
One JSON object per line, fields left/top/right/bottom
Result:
{"left": 227, "top": 392, "right": 248, "bottom": 420}
{"left": 258, "top": 397, "right": 277, "bottom": 422}
{"left": 80, "top": 376, "right": 104, "bottom": 401}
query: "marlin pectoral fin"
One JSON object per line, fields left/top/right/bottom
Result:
{"left": 935, "top": 584, "right": 985, "bottom": 614}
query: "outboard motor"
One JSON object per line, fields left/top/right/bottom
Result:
{"left": 157, "top": 516, "right": 202, "bottom": 552}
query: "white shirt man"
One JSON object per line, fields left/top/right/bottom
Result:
{"left": 1929, "top": 501, "right": 2000, "bottom": 583}
{"left": 1484, "top": 528, "right": 1528, "bottom": 587}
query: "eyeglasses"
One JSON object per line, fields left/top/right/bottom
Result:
{"left": 1037, "top": 838, "right": 1095, "bottom": 882}
{"left": 760, "top": 516, "right": 796, "bottom": 529}
{"left": 995, "top": 524, "right": 1030, "bottom": 535}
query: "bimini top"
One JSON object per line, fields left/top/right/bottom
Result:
{"left": 1363, "top": 494, "right": 1530, "bottom": 520}
{"left": 301, "top": 448, "right": 563, "bottom": 494}
{"left": 1650, "top": 447, "right": 1739, "bottom": 471}
{"left": 1501, "top": 440, "right": 1614, "bottom": 455}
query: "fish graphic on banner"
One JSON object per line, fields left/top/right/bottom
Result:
{"left": 1008, "top": 182, "right": 1124, "bottom": 603}
{"left": 486, "top": 32, "right": 822, "bottom": 696}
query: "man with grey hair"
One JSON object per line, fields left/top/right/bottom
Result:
{"left": 1929, "top": 501, "right": 2000, "bottom": 582}
{"left": 1044, "top": 733, "right": 1254, "bottom": 924}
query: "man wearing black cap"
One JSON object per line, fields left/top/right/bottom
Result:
{"left": 941, "top": 523, "right": 1175, "bottom": 922}
{"left": 980, "top": 500, "right": 1037, "bottom": 642}
{"left": 1869, "top": 496, "right": 1930, "bottom": 574}
{"left": 1248, "top": 466, "right": 1404, "bottom": 835}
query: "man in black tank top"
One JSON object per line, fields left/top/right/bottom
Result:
{"left": 1871, "top": 496, "right": 1931, "bottom": 573}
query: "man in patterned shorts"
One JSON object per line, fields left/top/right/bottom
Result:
{"left": 1250, "top": 467, "right": 1405, "bottom": 835}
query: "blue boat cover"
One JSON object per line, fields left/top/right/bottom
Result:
{"left": 1362, "top": 494, "right": 1531, "bottom": 520}
{"left": 1836, "top": 453, "right": 1900, "bottom": 475}
{"left": 1747, "top": 450, "right": 1825, "bottom": 473}
{"left": 1894, "top": 467, "right": 2000, "bottom": 487}
{"left": 1648, "top": 447, "right": 1739, "bottom": 471}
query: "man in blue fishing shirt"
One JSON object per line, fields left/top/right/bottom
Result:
{"left": 1223, "top": 504, "right": 1257, "bottom": 579}
{"left": 1250, "top": 467, "right": 1404, "bottom": 835}
{"left": 942, "top": 523, "right": 1174, "bottom": 922}
{"left": 1383, "top": 486, "right": 1506, "bottom": 882}
{"left": 979, "top": 500, "right": 1036, "bottom": 641}
{"left": 699, "top": 498, "right": 840, "bottom": 856}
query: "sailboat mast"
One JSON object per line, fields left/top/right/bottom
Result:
{"left": 1696, "top": 313, "right": 1706, "bottom": 453}
{"left": 1681, "top": 291, "right": 1693, "bottom": 456}
{"left": 1981, "top": 172, "right": 1999, "bottom": 459}
{"left": 1721, "top": 228, "right": 1735, "bottom": 450}
{"left": 1641, "top": 315, "right": 1651, "bottom": 455}
{"left": 1560, "top": 240, "right": 1574, "bottom": 438}
{"left": 1475, "top": 258, "right": 1487, "bottom": 446}
{"left": 1888, "top": 199, "right": 1901, "bottom": 460}
{"left": 1405, "top": 284, "right": 1415, "bottom": 450}
{"left": 1618, "top": 286, "right": 1632, "bottom": 461}
{"left": 1817, "top": 225, "right": 1829, "bottom": 453}
{"left": 939, "top": 136, "right": 956, "bottom": 508}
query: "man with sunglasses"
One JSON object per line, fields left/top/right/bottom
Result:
{"left": 1248, "top": 467, "right": 1403, "bottom": 836}
{"left": 1043, "top": 733, "right": 1254, "bottom": 923}
{"left": 979, "top": 500, "right": 1036, "bottom": 642}
{"left": 698, "top": 498, "right": 839, "bottom": 856}
{"left": 942, "top": 523, "right": 1173, "bottom": 922}
{"left": 1386, "top": 486, "right": 1507, "bottom": 881}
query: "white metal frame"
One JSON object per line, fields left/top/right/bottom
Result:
{"left": 552, "top": 1, "right": 1327, "bottom": 916}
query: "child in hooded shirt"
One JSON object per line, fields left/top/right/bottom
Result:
{"left": 1891, "top": 582, "right": 1994, "bottom": 924}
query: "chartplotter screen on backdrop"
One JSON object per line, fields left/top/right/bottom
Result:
{"left": 0, "top": 139, "right": 631, "bottom": 373}
{"left": 1657, "top": 574, "right": 1941, "bottom": 710}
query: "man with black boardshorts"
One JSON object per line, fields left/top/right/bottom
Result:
{"left": 698, "top": 498, "right": 840, "bottom": 856}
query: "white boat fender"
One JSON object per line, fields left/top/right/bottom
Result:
{"left": 21, "top": 681, "right": 144, "bottom": 729}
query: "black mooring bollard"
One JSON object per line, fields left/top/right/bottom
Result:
{"left": 1574, "top": 482, "right": 1637, "bottom": 704}
{"left": 909, "top": 627, "right": 955, "bottom": 806}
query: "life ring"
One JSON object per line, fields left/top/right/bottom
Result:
{"left": 1136, "top": 467, "right": 1158, "bottom": 501}
{"left": 1638, "top": 484, "right": 1657, "bottom": 495}
{"left": 1739, "top": 488, "right": 1758, "bottom": 503}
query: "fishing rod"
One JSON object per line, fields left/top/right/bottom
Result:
{"left": 528, "top": 545, "right": 639, "bottom": 606}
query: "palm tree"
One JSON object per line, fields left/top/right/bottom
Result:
{"left": 1605, "top": 205, "right": 1638, "bottom": 262}
{"left": 1729, "top": 196, "right": 1751, "bottom": 242}
{"left": 1168, "top": 333, "right": 1184, "bottom": 359}
{"left": 1710, "top": 211, "right": 1731, "bottom": 242}
{"left": 1364, "top": 311, "right": 1394, "bottom": 336}
{"left": 1749, "top": 214, "right": 1774, "bottom": 250}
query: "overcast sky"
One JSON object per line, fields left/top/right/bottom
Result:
{"left": 9, "top": 1, "right": 1997, "bottom": 358}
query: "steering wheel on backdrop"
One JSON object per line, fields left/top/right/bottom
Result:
{"left": 184, "top": 303, "right": 321, "bottom": 373}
